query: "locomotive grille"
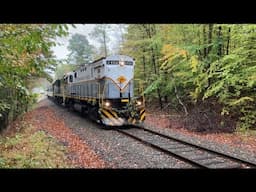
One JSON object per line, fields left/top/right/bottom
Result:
{"left": 107, "top": 99, "right": 129, "bottom": 110}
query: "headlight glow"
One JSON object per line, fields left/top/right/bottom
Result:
{"left": 119, "top": 61, "right": 125, "bottom": 66}
{"left": 137, "top": 101, "right": 142, "bottom": 106}
{"left": 105, "top": 101, "right": 111, "bottom": 107}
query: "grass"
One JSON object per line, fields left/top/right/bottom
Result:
{"left": 0, "top": 121, "right": 71, "bottom": 168}
{"left": 236, "top": 129, "right": 256, "bottom": 137}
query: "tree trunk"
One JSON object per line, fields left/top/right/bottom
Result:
{"left": 198, "top": 25, "right": 202, "bottom": 61}
{"left": 207, "top": 24, "right": 214, "bottom": 55}
{"left": 142, "top": 53, "right": 146, "bottom": 80}
{"left": 226, "top": 27, "right": 231, "bottom": 55}
{"left": 217, "top": 26, "right": 222, "bottom": 57}
{"left": 141, "top": 33, "right": 147, "bottom": 80}
{"left": 143, "top": 24, "right": 163, "bottom": 109}
{"left": 174, "top": 83, "right": 188, "bottom": 116}
{"left": 118, "top": 24, "right": 125, "bottom": 45}
{"left": 151, "top": 47, "right": 163, "bottom": 109}
{"left": 203, "top": 25, "right": 207, "bottom": 58}
{"left": 103, "top": 31, "right": 107, "bottom": 57}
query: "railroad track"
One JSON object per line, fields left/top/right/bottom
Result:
{"left": 116, "top": 126, "right": 256, "bottom": 168}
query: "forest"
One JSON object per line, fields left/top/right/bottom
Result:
{"left": 0, "top": 24, "right": 256, "bottom": 132}
{"left": 121, "top": 24, "right": 256, "bottom": 132}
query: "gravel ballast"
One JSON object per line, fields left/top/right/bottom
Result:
{"left": 47, "top": 100, "right": 193, "bottom": 168}
{"left": 44, "top": 99, "right": 256, "bottom": 168}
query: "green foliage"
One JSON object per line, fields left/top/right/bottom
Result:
{"left": 0, "top": 24, "right": 69, "bottom": 130}
{"left": 198, "top": 25, "right": 256, "bottom": 130}
{"left": 144, "top": 75, "right": 162, "bottom": 95}
{"left": 0, "top": 102, "right": 10, "bottom": 117}
{"left": 122, "top": 24, "right": 256, "bottom": 130}
{"left": 122, "top": 25, "right": 163, "bottom": 101}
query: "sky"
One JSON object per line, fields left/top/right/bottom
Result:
{"left": 51, "top": 24, "right": 96, "bottom": 60}
{"left": 51, "top": 24, "right": 124, "bottom": 60}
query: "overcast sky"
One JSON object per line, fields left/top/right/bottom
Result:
{"left": 51, "top": 24, "right": 95, "bottom": 60}
{"left": 51, "top": 24, "right": 125, "bottom": 60}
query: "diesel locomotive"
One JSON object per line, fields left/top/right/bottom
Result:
{"left": 47, "top": 55, "right": 145, "bottom": 127}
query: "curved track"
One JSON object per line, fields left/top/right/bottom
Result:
{"left": 116, "top": 126, "right": 256, "bottom": 168}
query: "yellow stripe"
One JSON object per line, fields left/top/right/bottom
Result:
{"left": 101, "top": 108, "right": 118, "bottom": 118}
{"left": 101, "top": 109, "right": 114, "bottom": 119}
{"left": 132, "top": 119, "right": 136, "bottom": 124}
{"left": 107, "top": 110, "right": 123, "bottom": 124}
{"left": 100, "top": 111, "right": 109, "bottom": 119}
{"left": 140, "top": 109, "right": 145, "bottom": 115}
{"left": 109, "top": 110, "right": 118, "bottom": 118}
{"left": 140, "top": 112, "right": 145, "bottom": 121}
{"left": 101, "top": 110, "right": 122, "bottom": 125}
{"left": 109, "top": 110, "right": 124, "bottom": 124}
{"left": 121, "top": 99, "right": 129, "bottom": 102}
{"left": 100, "top": 112, "right": 115, "bottom": 125}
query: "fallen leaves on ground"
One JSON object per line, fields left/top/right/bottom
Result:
{"left": 22, "top": 101, "right": 105, "bottom": 168}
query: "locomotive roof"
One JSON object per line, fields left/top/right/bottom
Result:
{"left": 106, "top": 55, "right": 134, "bottom": 61}
{"left": 91, "top": 56, "right": 106, "bottom": 64}
{"left": 56, "top": 55, "right": 134, "bottom": 82}
{"left": 89, "top": 55, "right": 134, "bottom": 65}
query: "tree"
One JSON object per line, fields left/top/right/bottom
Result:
{"left": 111, "top": 24, "right": 128, "bottom": 54}
{"left": 54, "top": 59, "right": 76, "bottom": 79}
{"left": 67, "top": 33, "right": 94, "bottom": 65}
{"left": 122, "top": 24, "right": 164, "bottom": 109}
{"left": 122, "top": 24, "right": 256, "bottom": 131}
{"left": 0, "top": 24, "right": 68, "bottom": 130}
{"left": 90, "top": 24, "right": 111, "bottom": 57}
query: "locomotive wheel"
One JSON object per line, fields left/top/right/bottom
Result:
{"left": 67, "top": 101, "right": 75, "bottom": 112}
{"left": 92, "top": 107, "right": 101, "bottom": 121}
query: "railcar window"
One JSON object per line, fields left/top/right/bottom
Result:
{"left": 74, "top": 72, "right": 77, "bottom": 78}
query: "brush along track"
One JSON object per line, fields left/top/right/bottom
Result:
{"left": 116, "top": 126, "right": 256, "bottom": 168}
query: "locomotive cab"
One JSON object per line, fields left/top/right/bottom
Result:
{"left": 98, "top": 55, "right": 145, "bottom": 126}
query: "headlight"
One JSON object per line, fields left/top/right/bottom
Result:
{"left": 119, "top": 61, "right": 125, "bottom": 66}
{"left": 136, "top": 101, "right": 142, "bottom": 106}
{"left": 105, "top": 101, "right": 111, "bottom": 107}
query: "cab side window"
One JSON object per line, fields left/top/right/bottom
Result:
{"left": 69, "top": 75, "right": 73, "bottom": 83}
